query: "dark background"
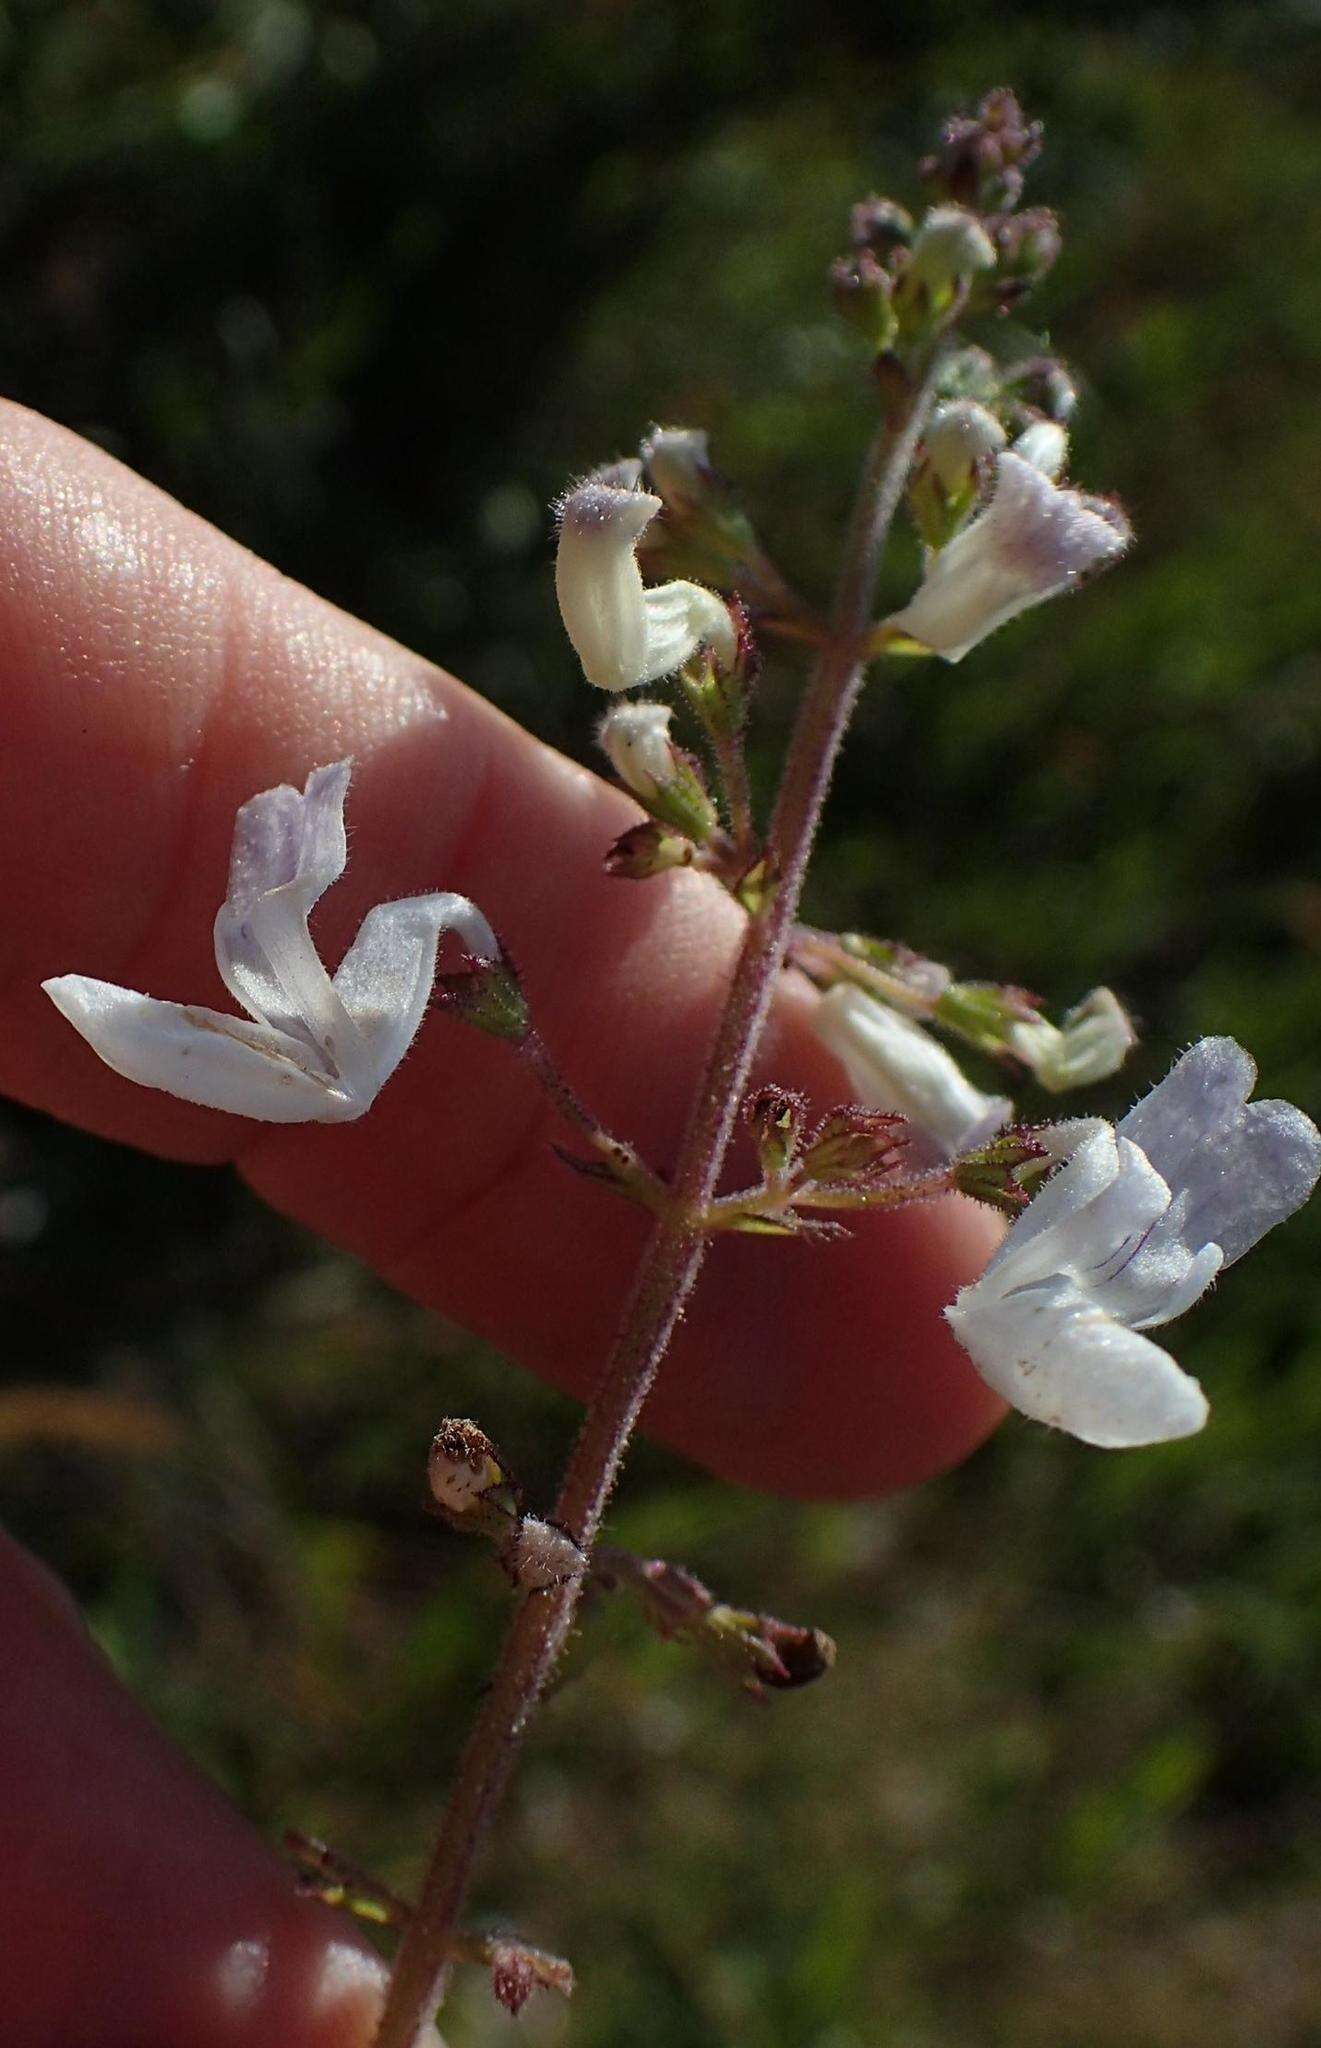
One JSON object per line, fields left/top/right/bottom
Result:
{"left": 1, "top": 4, "right": 1320, "bottom": 2042}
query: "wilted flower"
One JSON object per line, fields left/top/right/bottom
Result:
{"left": 45, "top": 761, "right": 497, "bottom": 1123}
{"left": 812, "top": 984, "right": 1010, "bottom": 1160}
{"left": 946, "top": 1039, "right": 1321, "bottom": 1448}
{"left": 885, "top": 451, "right": 1130, "bottom": 661}
{"left": 555, "top": 474, "right": 736, "bottom": 691}
{"left": 1007, "top": 986, "right": 1135, "bottom": 1092}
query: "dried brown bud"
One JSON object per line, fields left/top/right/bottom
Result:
{"left": 754, "top": 1616, "right": 838, "bottom": 1690}
{"left": 428, "top": 1418, "right": 515, "bottom": 1519}
{"left": 491, "top": 1947, "right": 534, "bottom": 2016}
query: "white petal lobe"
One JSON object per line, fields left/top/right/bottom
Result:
{"left": 42, "top": 977, "right": 360, "bottom": 1122}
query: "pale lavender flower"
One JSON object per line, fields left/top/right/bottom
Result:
{"left": 886, "top": 450, "right": 1130, "bottom": 662}
{"left": 946, "top": 1038, "right": 1321, "bottom": 1448}
{"left": 45, "top": 761, "right": 496, "bottom": 1123}
{"left": 555, "top": 474, "right": 736, "bottom": 691}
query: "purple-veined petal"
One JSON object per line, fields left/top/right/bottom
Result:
{"left": 42, "top": 976, "right": 362, "bottom": 1123}
{"left": 332, "top": 892, "right": 498, "bottom": 1092}
{"left": 945, "top": 1270, "right": 1209, "bottom": 1448}
{"left": 226, "top": 759, "right": 350, "bottom": 918}
{"left": 215, "top": 760, "right": 354, "bottom": 1047}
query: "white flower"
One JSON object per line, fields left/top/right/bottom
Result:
{"left": 924, "top": 400, "right": 1007, "bottom": 495}
{"left": 907, "top": 205, "right": 998, "bottom": 289}
{"left": 44, "top": 761, "right": 497, "bottom": 1124}
{"left": 1007, "top": 986, "right": 1136, "bottom": 1093}
{"left": 812, "top": 984, "right": 1010, "bottom": 1160}
{"left": 598, "top": 701, "right": 681, "bottom": 801}
{"left": 946, "top": 1038, "right": 1321, "bottom": 1448}
{"left": 555, "top": 475, "right": 736, "bottom": 691}
{"left": 885, "top": 451, "right": 1130, "bottom": 662}
{"left": 1011, "top": 418, "right": 1069, "bottom": 479}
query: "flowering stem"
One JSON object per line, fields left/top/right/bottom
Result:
{"left": 372, "top": 356, "right": 942, "bottom": 2048}
{"left": 706, "top": 719, "right": 757, "bottom": 864}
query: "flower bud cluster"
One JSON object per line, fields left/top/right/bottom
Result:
{"left": 833, "top": 90, "right": 1058, "bottom": 378}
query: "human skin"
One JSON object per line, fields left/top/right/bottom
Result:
{"left": 0, "top": 404, "right": 1003, "bottom": 2044}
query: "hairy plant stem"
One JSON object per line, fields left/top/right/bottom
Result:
{"left": 373, "top": 358, "right": 941, "bottom": 2048}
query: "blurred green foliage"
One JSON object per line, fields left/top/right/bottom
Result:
{"left": 2, "top": 1, "right": 1321, "bottom": 2041}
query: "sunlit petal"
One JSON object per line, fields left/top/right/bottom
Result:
{"left": 333, "top": 892, "right": 497, "bottom": 1091}
{"left": 42, "top": 976, "right": 360, "bottom": 1122}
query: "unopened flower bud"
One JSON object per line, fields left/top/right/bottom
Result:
{"left": 1012, "top": 419, "right": 1069, "bottom": 479}
{"left": 924, "top": 400, "right": 1008, "bottom": 496}
{"left": 599, "top": 700, "right": 678, "bottom": 796}
{"left": 988, "top": 207, "right": 1062, "bottom": 302}
{"left": 555, "top": 474, "right": 736, "bottom": 691}
{"left": 597, "top": 701, "right": 718, "bottom": 843}
{"left": 849, "top": 194, "right": 913, "bottom": 258}
{"left": 1010, "top": 356, "right": 1078, "bottom": 423}
{"left": 906, "top": 205, "right": 997, "bottom": 293}
{"left": 884, "top": 452, "right": 1130, "bottom": 663}
{"left": 831, "top": 251, "right": 898, "bottom": 351}
{"left": 920, "top": 88, "right": 1043, "bottom": 212}
{"left": 1007, "top": 986, "right": 1136, "bottom": 1092}
{"left": 639, "top": 426, "right": 717, "bottom": 518}
{"left": 812, "top": 984, "right": 1009, "bottom": 1160}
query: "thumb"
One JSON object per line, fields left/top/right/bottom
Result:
{"left": 0, "top": 1529, "right": 438, "bottom": 2047}
{"left": 0, "top": 402, "right": 1002, "bottom": 1499}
